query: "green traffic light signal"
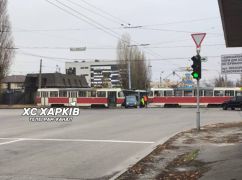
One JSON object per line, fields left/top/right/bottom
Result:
{"left": 192, "top": 72, "right": 199, "bottom": 78}
{"left": 191, "top": 55, "right": 201, "bottom": 80}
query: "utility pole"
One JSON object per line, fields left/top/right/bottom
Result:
{"left": 128, "top": 59, "right": 131, "bottom": 89}
{"left": 38, "top": 59, "right": 42, "bottom": 89}
{"left": 128, "top": 47, "right": 132, "bottom": 90}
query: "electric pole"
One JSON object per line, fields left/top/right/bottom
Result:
{"left": 128, "top": 59, "right": 131, "bottom": 89}
{"left": 38, "top": 59, "right": 42, "bottom": 89}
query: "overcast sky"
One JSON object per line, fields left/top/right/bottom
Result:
{"left": 7, "top": 0, "right": 242, "bottom": 83}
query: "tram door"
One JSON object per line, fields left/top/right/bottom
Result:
{"left": 108, "top": 91, "right": 117, "bottom": 107}
{"left": 69, "top": 91, "right": 77, "bottom": 106}
{"left": 41, "top": 91, "right": 48, "bottom": 106}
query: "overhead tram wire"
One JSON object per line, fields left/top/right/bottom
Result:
{"left": 139, "top": 27, "right": 223, "bottom": 36}
{"left": 77, "top": 0, "right": 130, "bottom": 25}
{"left": 14, "top": 43, "right": 226, "bottom": 50}
{"left": 45, "top": 0, "right": 121, "bottom": 39}
{"left": 45, "top": 0, "right": 165, "bottom": 59}
{"left": 16, "top": 50, "right": 221, "bottom": 63}
{"left": 3, "top": 17, "right": 221, "bottom": 33}
{"left": 2, "top": 25, "right": 85, "bottom": 43}
{"left": 64, "top": 0, "right": 125, "bottom": 25}
{"left": 139, "top": 17, "right": 220, "bottom": 27}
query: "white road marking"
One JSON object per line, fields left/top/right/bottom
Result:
{"left": 0, "top": 138, "right": 154, "bottom": 144}
{"left": 0, "top": 139, "right": 23, "bottom": 146}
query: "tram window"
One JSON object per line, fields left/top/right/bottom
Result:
{"left": 194, "top": 90, "right": 203, "bottom": 96}
{"left": 88, "top": 91, "right": 96, "bottom": 97}
{"left": 118, "top": 91, "right": 124, "bottom": 97}
{"left": 225, "top": 90, "right": 234, "bottom": 96}
{"left": 204, "top": 90, "right": 213, "bottom": 96}
{"left": 97, "top": 91, "right": 106, "bottom": 97}
{"left": 164, "top": 90, "right": 173, "bottom": 96}
{"left": 184, "top": 90, "right": 193, "bottom": 96}
{"left": 174, "top": 90, "right": 182, "bottom": 96}
{"left": 154, "top": 91, "right": 160, "bottom": 97}
{"left": 41, "top": 92, "right": 48, "bottom": 97}
{"left": 214, "top": 90, "right": 224, "bottom": 96}
{"left": 59, "top": 90, "right": 67, "bottom": 97}
{"left": 78, "top": 91, "right": 87, "bottom": 97}
{"left": 50, "top": 91, "right": 58, "bottom": 97}
{"left": 148, "top": 91, "right": 154, "bottom": 97}
{"left": 235, "top": 91, "right": 242, "bottom": 96}
{"left": 37, "top": 92, "right": 40, "bottom": 97}
{"left": 70, "top": 92, "right": 77, "bottom": 98}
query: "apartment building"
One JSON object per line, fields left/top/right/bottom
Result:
{"left": 65, "top": 60, "right": 121, "bottom": 88}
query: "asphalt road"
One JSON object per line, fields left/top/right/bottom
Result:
{"left": 0, "top": 108, "right": 241, "bottom": 180}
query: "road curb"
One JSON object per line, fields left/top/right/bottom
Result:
{"left": 110, "top": 131, "right": 183, "bottom": 180}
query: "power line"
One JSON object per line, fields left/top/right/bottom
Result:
{"left": 139, "top": 27, "right": 223, "bottom": 36}
{"left": 1, "top": 17, "right": 221, "bottom": 33}
{"left": 14, "top": 43, "right": 226, "bottom": 50}
{"left": 16, "top": 50, "right": 221, "bottom": 63}
{"left": 140, "top": 17, "right": 220, "bottom": 27}
{"left": 64, "top": 0, "right": 124, "bottom": 25}
{"left": 3, "top": 27, "right": 122, "bottom": 32}
{"left": 44, "top": 0, "right": 164, "bottom": 59}
{"left": 45, "top": 0, "right": 121, "bottom": 39}
{"left": 77, "top": 0, "right": 129, "bottom": 25}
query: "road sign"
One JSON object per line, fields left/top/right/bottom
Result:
{"left": 70, "top": 47, "right": 86, "bottom": 51}
{"left": 191, "top": 33, "right": 206, "bottom": 48}
{"left": 221, "top": 54, "right": 242, "bottom": 74}
{"left": 201, "top": 56, "right": 208, "bottom": 62}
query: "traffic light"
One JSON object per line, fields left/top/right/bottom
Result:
{"left": 191, "top": 55, "right": 201, "bottom": 80}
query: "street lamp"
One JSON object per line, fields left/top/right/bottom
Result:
{"left": 147, "top": 65, "right": 152, "bottom": 89}
{"left": 127, "top": 43, "right": 150, "bottom": 89}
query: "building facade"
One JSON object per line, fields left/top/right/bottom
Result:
{"left": 66, "top": 60, "right": 121, "bottom": 88}
{"left": 1, "top": 75, "right": 26, "bottom": 92}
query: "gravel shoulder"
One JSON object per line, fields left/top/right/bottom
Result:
{"left": 117, "top": 122, "right": 242, "bottom": 180}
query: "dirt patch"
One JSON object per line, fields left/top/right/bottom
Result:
{"left": 117, "top": 122, "right": 242, "bottom": 180}
{"left": 156, "top": 150, "right": 209, "bottom": 180}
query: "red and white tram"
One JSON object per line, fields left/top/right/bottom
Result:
{"left": 36, "top": 88, "right": 125, "bottom": 107}
{"left": 148, "top": 87, "right": 242, "bottom": 107}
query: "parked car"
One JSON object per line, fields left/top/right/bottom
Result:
{"left": 123, "top": 95, "right": 138, "bottom": 108}
{"left": 222, "top": 96, "right": 242, "bottom": 110}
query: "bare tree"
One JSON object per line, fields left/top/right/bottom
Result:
{"left": 117, "top": 33, "right": 151, "bottom": 89}
{"left": 235, "top": 75, "right": 242, "bottom": 87}
{"left": 214, "top": 76, "right": 234, "bottom": 87}
{"left": 0, "top": 0, "right": 15, "bottom": 91}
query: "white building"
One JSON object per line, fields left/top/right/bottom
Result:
{"left": 65, "top": 60, "right": 121, "bottom": 88}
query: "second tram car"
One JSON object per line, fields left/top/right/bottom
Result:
{"left": 148, "top": 87, "right": 242, "bottom": 107}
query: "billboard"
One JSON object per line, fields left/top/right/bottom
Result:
{"left": 221, "top": 54, "right": 242, "bottom": 74}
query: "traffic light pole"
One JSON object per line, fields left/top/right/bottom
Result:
{"left": 196, "top": 79, "right": 200, "bottom": 130}
{"left": 191, "top": 33, "right": 206, "bottom": 131}
{"left": 196, "top": 49, "right": 201, "bottom": 131}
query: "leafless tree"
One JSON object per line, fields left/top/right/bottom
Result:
{"left": 0, "top": 0, "right": 15, "bottom": 91}
{"left": 117, "top": 33, "right": 151, "bottom": 89}
{"left": 214, "top": 76, "right": 234, "bottom": 87}
{"left": 235, "top": 78, "right": 242, "bottom": 87}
